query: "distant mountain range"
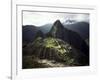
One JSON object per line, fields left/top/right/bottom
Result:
{"left": 63, "top": 22, "right": 89, "bottom": 40}
{"left": 23, "top": 21, "right": 89, "bottom": 43}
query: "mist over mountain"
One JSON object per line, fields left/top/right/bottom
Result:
{"left": 38, "top": 24, "right": 52, "bottom": 34}
{"left": 64, "top": 19, "right": 77, "bottom": 24}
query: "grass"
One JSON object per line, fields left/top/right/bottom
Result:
{"left": 23, "top": 37, "right": 75, "bottom": 68}
{"left": 44, "top": 37, "right": 67, "bottom": 54}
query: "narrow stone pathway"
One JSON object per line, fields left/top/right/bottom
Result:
{"left": 37, "top": 59, "right": 66, "bottom": 67}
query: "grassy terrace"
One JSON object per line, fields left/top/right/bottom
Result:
{"left": 44, "top": 37, "right": 67, "bottom": 54}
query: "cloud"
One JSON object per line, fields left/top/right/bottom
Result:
{"left": 23, "top": 11, "right": 89, "bottom": 26}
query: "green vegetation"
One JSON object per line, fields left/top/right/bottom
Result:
{"left": 23, "top": 37, "right": 75, "bottom": 68}
{"left": 44, "top": 37, "right": 67, "bottom": 54}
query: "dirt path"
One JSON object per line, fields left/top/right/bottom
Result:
{"left": 37, "top": 59, "right": 66, "bottom": 67}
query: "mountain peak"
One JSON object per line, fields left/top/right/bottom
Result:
{"left": 52, "top": 20, "right": 64, "bottom": 30}
{"left": 49, "top": 20, "right": 65, "bottom": 38}
{"left": 53, "top": 20, "right": 62, "bottom": 26}
{"left": 52, "top": 20, "right": 65, "bottom": 30}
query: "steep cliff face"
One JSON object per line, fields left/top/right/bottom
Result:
{"left": 49, "top": 20, "right": 89, "bottom": 58}
{"left": 49, "top": 20, "right": 65, "bottom": 39}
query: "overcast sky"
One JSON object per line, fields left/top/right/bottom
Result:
{"left": 23, "top": 11, "right": 89, "bottom": 26}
